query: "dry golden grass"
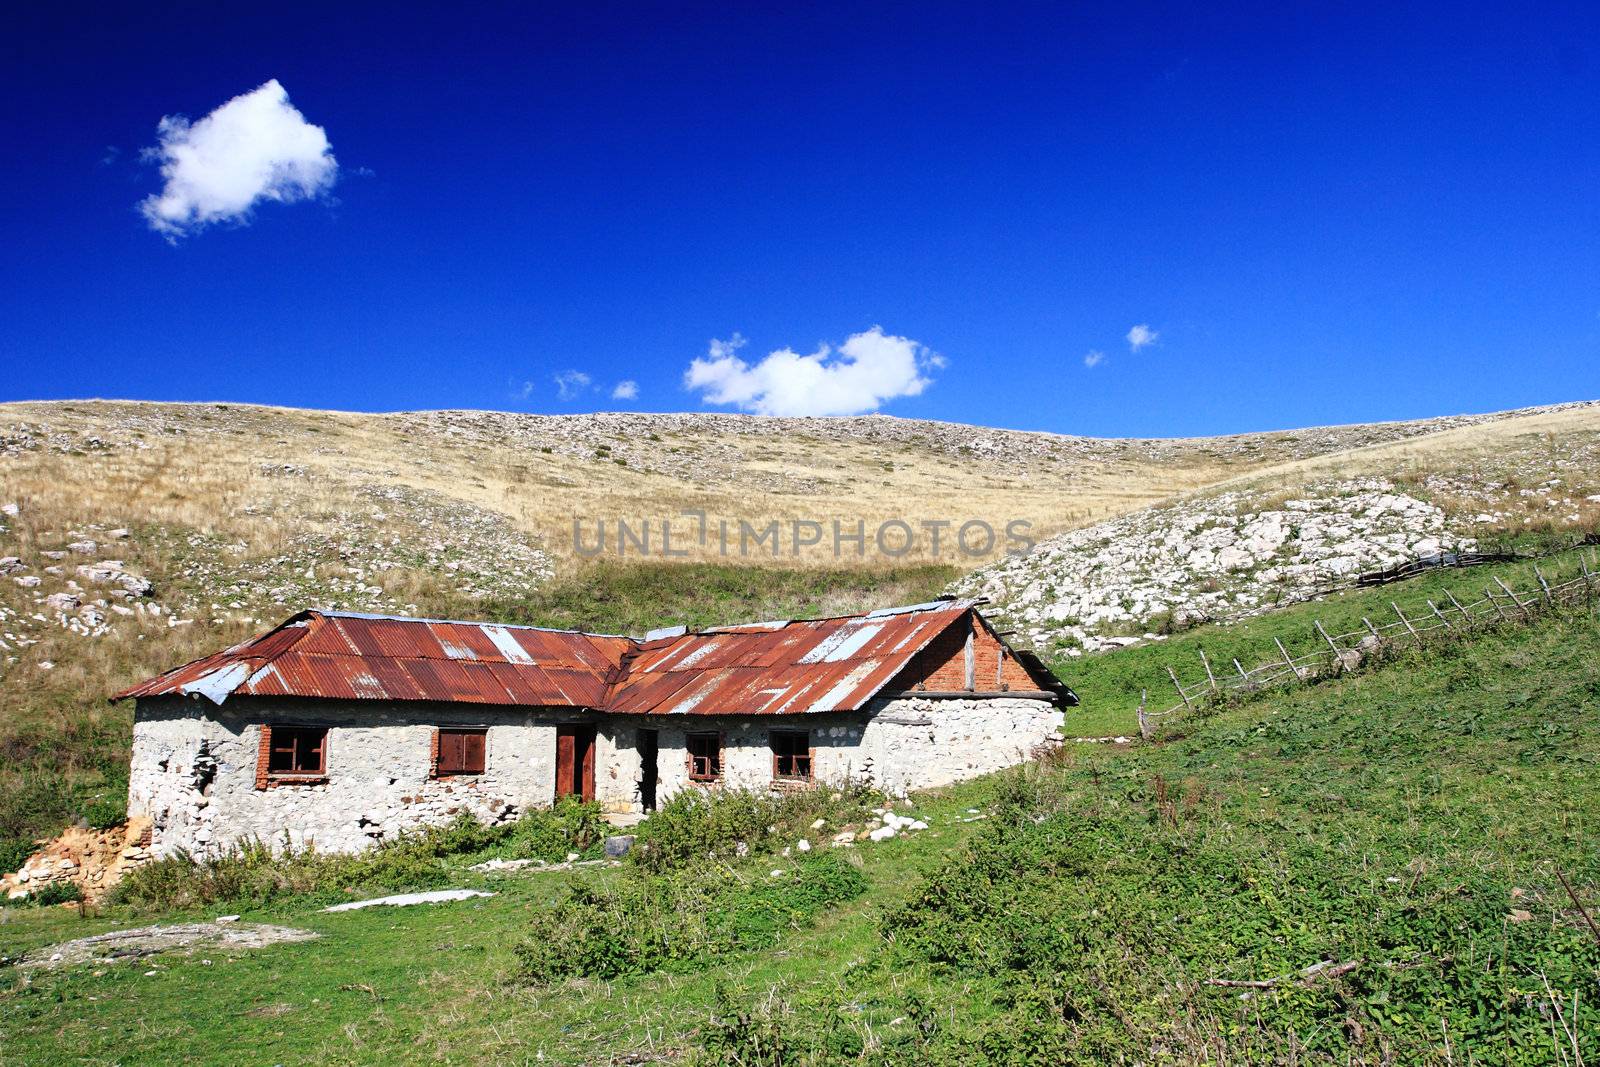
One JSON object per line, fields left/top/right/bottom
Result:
{"left": 0, "top": 400, "right": 1262, "bottom": 569}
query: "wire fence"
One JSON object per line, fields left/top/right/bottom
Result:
{"left": 1136, "top": 546, "right": 1600, "bottom": 739}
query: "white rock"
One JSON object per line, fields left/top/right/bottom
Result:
{"left": 323, "top": 889, "right": 494, "bottom": 912}
{"left": 869, "top": 826, "right": 897, "bottom": 842}
{"left": 796, "top": 839, "right": 811, "bottom": 852}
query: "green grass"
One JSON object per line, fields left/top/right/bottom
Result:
{"left": 1058, "top": 546, "right": 1598, "bottom": 736}
{"left": 472, "top": 559, "right": 959, "bottom": 635}
{"left": 2, "top": 604, "right": 1596, "bottom": 1063}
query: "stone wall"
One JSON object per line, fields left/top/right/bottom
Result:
{"left": 129, "top": 696, "right": 568, "bottom": 859}
{"left": 595, "top": 696, "right": 1062, "bottom": 810}
{"left": 855, "top": 696, "right": 1064, "bottom": 796}
{"left": 129, "top": 694, "right": 1064, "bottom": 857}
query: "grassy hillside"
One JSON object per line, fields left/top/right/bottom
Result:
{"left": 1059, "top": 543, "right": 1599, "bottom": 736}
{"left": 1, "top": 397, "right": 1595, "bottom": 864}
{"left": 3, "top": 603, "right": 1596, "bottom": 1064}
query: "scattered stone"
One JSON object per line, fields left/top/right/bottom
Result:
{"left": 45, "top": 592, "right": 81, "bottom": 613}
{"left": 603, "top": 835, "right": 635, "bottom": 858}
{"left": 13, "top": 575, "right": 40, "bottom": 588}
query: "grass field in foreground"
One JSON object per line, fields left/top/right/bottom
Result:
{"left": 2, "top": 602, "right": 1597, "bottom": 1064}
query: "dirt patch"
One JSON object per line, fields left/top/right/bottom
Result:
{"left": 17, "top": 921, "right": 319, "bottom": 969}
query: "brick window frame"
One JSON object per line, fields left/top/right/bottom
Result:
{"left": 255, "top": 724, "right": 329, "bottom": 789}
{"left": 432, "top": 726, "right": 488, "bottom": 778}
{"left": 686, "top": 731, "right": 723, "bottom": 782}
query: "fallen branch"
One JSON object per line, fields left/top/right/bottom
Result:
{"left": 1207, "top": 959, "right": 1359, "bottom": 990}
{"left": 1555, "top": 868, "right": 1600, "bottom": 948}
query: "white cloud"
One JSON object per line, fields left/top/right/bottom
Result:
{"left": 1083, "top": 349, "right": 1105, "bottom": 369}
{"left": 611, "top": 380, "right": 639, "bottom": 400}
{"left": 554, "top": 370, "right": 592, "bottom": 400}
{"left": 514, "top": 380, "right": 534, "bottom": 400}
{"left": 1126, "top": 324, "right": 1159, "bottom": 352}
{"left": 141, "top": 79, "right": 337, "bottom": 239}
{"left": 684, "top": 326, "right": 939, "bottom": 417}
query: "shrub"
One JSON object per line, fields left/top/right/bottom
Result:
{"left": 18, "top": 879, "right": 84, "bottom": 907}
{"left": 629, "top": 784, "right": 878, "bottom": 874}
{"left": 513, "top": 852, "right": 868, "bottom": 983}
{"left": 0, "top": 837, "right": 33, "bottom": 875}
{"left": 81, "top": 794, "right": 126, "bottom": 831}
{"left": 112, "top": 804, "right": 607, "bottom": 912}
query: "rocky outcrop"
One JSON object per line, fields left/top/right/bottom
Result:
{"left": 960, "top": 480, "right": 1474, "bottom": 653}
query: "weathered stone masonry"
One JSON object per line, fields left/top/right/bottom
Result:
{"left": 121, "top": 601, "right": 1074, "bottom": 859}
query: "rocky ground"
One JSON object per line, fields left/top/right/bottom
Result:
{"left": 960, "top": 472, "right": 1599, "bottom": 655}
{"left": 958, "top": 481, "right": 1468, "bottom": 652}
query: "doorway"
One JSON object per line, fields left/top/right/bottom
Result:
{"left": 637, "top": 728, "right": 659, "bottom": 812}
{"left": 555, "top": 724, "right": 596, "bottom": 803}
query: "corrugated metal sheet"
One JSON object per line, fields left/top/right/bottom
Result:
{"left": 114, "top": 598, "right": 1057, "bottom": 715}
{"left": 601, "top": 604, "right": 973, "bottom": 716}
{"left": 114, "top": 610, "right": 631, "bottom": 709}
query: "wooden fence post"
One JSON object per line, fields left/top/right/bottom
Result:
{"left": 1166, "top": 666, "right": 1192, "bottom": 709}
{"left": 1198, "top": 648, "right": 1218, "bottom": 692}
{"left": 1391, "top": 602, "right": 1420, "bottom": 640}
{"left": 1444, "top": 588, "right": 1473, "bottom": 626}
{"left": 1272, "top": 637, "right": 1301, "bottom": 680}
{"left": 1485, "top": 586, "right": 1511, "bottom": 622}
{"left": 1426, "top": 599, "right": 1452, "bottom": 630}
{"left": 1362, "top": 617, "right": 1382, "bottom": 643}
{"left": 1533, "top": 564, "right": 1554, "bottom": 606}
{"left": 1314, "top": 619, "right": 1345, "bottom": 671}
{"left": 1137, "top": 689, "right": 1150, "bottom": 740}
{"left": 1494, "top": 576, "right": 1531, "bottom": 616}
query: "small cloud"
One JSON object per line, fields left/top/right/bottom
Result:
{"left": 1126, "top": 324, "right": 1159, "bottom": 352}
{"left": 611, "top": 380, "right": 639, "bottom": 401}
{"left": 1083, "top": 350, "right": 1105, "bottom": 369}
{"left": 140, "top": 79, "right": 337, "bottom": 240}
{"left": 514, "top": 380, "right": 534, "bottom": 400}
{"left": 684, "top": 326, "right": 939, "bottom": 417}
{"left": 554, "top": 370, "right": 592, "bottom": 401}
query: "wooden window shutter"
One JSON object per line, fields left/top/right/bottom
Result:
{"left": 463, "top": 729, "right": 486, "bottom": 774}
{"left": 255, "top": 725, "right": 272, "bottom": 790}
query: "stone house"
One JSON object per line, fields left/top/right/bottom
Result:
{"left": 116, "top": 599, "right": 1073, "bottom": 858}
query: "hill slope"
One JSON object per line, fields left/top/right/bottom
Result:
{"left": 2, "top": 602, "right": 1596, "bottom": 1065}
{"left": 0, "top": 397, "right": 1596, "bottom": 857}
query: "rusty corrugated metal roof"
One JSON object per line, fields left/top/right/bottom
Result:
{"left": 602, "top": 602, "right": 974, "bottom": 716}
{"left": 114, "top": 610, "right": 631, "bottom": 709}
{"left": 115, "top": 599, "right": 1060, "bottom": 713}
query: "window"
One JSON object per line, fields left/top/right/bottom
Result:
{"left": 770, "top": 730, "right": 812, "bottom": 781}
{"left": 687, "top": 732, "right": 722, "bottom": 781}
{"left": 436, "top": 728, "right": 487, "bottom": 776}
{"left": 267, "top": 726, "right": 327, "bottom": 776}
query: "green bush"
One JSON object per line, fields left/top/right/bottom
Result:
{"left": 112, "top": 803, "right": 607, "bottom": 912}
{"left": 0, "top": 837, "right": 33, "bottom": 875}
{"left": 81, "top": 794, "right": 127, "bottom": 831}
{"left": 513, "top": 852, "right": 868, "bottom": 983}
{"left": 18, "top": 879, "right": 84, "bottom": 908}
{"left": 630, "top": 784, "right": 878, "bottom": 874}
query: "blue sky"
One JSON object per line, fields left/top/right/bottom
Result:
{"left": 2, "top": 3, "right": 1596, "bottom": 436}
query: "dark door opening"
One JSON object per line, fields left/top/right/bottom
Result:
{"left": 555, "top": 724, "right": 596, "bottom": 803}
{"left": 638, "top": 728, "right": 659, "bottom": 811}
